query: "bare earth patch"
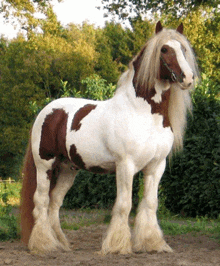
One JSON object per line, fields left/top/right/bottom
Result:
{"left": 0, "top": 224, "right": 220, "bottom": 266}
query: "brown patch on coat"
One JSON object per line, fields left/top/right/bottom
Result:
{"left": 70, "top": 144, "right": 86, "bottom": 170}
{"left": 20, "top": 137, "right": 36, "bottom": 245}
{"left": 150, "top": 88, "right": 171, "bottom": 128}
{"left": 133, "top": 82, "right": 171, "bottom": 128}
{"left": 71, "top": 104, "right": 97, "bottom": 131}
{"left": 39, "top": 109, "right": 68, "bottom": 160}
{"left": 133, "top": 47, "right": 171, "bottom": 128}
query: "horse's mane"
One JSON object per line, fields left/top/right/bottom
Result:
{"left": 117, "top": 28, "right": 199, "bottom": 154}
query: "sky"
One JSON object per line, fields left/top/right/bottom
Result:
{"left": 0, "top": 0, "right": 114, "bottom": 39}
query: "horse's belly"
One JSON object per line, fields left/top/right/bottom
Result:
{"left": 67, "top": 138, "right": 116, "bottom": 173}
{"left": 66, "top": 124, "right": 116, "bottom": 173}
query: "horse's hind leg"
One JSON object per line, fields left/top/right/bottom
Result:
{"left": 48, "top": 163, "right": 77, "bottom": 251}
{"left": 29, "top": 160, "right": 63, "bottom": 253}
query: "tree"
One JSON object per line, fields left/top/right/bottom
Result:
{"left": 0, "top": 0, "right": 63, "bottom": 38}
{"left": 101, "top": 0, "right": 219, "bottom": 21}
{"left": 0, "top": 21, "right": 99, "bottom": 178}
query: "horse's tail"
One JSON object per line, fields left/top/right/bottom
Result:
{"left": 20, "top": 136, "right": 36, "bottom": 245}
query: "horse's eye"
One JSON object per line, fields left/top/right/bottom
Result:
{"left": 161, "top": 47, "right": 168, "bottom": 54}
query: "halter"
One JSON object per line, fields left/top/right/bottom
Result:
{"left": 160, "top": 56, "right": 184, "bottom": 82}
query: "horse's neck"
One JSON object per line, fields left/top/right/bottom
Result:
{"left": 116, "top": 71, "right": 171, "bottom": 109}
{"left": 114, "top": 72, "right": 172, "bottom": 127}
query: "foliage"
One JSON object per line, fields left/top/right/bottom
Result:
{"left": 63, "top": 171, "right": 116, "bottom": 209}
{"left": 29, "top": 75, "right": 116, "bottom": 116}
{"left": 0, "top": 23, "right": 114, "bottom": 178}
{"left": 0, "top": 182, "right": 20, "bottom": 241}
{"left": 0, "top": 208, "right": 18, "bottom": 241}
{"left": 101, "top": 22, "right": 133, "bottom": 67}
{"left": 129, "top": 18, "right": 154, "bottom": 54}
{"left": 63, "top": 170, "right": 141, "bottom": 210}
{"left": 81, "top": 74, "right": 116, "bottom": 100}
{"left": 0, "top": 181, "right": 21, "bottom": 206}
{"left": 0, "top": 0, "right": 63, "bottom": 38}
{"left": 180, "top": 10, "right": 220, "bottom": 84}
{"left": 101, "top": 0, "right": 219, "bottom": 20}
{"left": 161, "top": 75, "right": 220, "bottom": 218}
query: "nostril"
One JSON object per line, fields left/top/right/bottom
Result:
{"left": 192, "top": 74, "right": 195, "bottom": 80}
{"left": 188, "top": 82, "right": 192, "bottom": 87}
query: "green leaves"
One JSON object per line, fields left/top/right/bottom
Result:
{"left": 0, "top": 182, "right": 21, "bottom": 241}
{"left": 162, "top": 76, "right": 220, "bottom": 218}
{"left": 81, "top": 74, "right": 116, "bottom": 101}
{"left": 0, "top": 0, "right": 61, "bottom": 37}
{"left": 101, "top": 0, "right": 219, "bottom": 20}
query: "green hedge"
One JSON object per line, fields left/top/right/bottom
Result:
{"left": 162, "top": 76, "right": 220, "bottom": 218}
{"left": 63, "top": 170, "right": 141, "bottom": 210}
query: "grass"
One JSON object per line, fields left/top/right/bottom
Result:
{"left": 0, "top": 181, "right": 220, "bottom": 243}
{"left": 160, "top": 217, "right": 220, "bottom": 238}
{"left": 60, "top": 208, "right": 220, "bottom": 243}
{"left": 61, "top": 209, "right": 109, "bottom": 231}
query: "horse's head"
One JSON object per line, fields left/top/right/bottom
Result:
{"left": 131, "top": 21, "right": 198, "bottom": 97}
{"left": 156, "top": 21, "right": 195, "bottom": 90}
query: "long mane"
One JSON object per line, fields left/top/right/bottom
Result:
{"left": 118, "top": 28, "right": 199, "bottom": 154}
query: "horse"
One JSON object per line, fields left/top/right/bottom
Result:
{"left": 20, "top": 21, "right": 199, "bottom": 255}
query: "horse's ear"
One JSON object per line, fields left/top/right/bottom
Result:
{"left": 177, "top": 23, "right": 184, "bottom": 34}
{"left": 155, "top": 21, "right": 163, "bottom": 34}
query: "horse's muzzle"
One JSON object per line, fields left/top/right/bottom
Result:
{"left": 181, "top": 72, "right": 194, "bottom": 89}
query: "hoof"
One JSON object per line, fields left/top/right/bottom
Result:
{"left": 133, "top": 238, "right": 173, "bottom": 254}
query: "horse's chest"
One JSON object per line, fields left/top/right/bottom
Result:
{"left": 131, "top": 125, "right": 174, "bottom": 169}
{"left": 151, "top": 127, "right": 174, "bottom": 158}
{"left": 104, "top": 112, "right": 174, "bottom": 171}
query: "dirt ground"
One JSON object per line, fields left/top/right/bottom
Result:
{"left": 1, "top": 223, "right": 220, "bottom": 266}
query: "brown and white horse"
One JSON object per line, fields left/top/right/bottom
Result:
{"left": 20, "top": 22, "right": 198, "bottom": 254}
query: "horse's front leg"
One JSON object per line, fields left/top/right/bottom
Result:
{"left": 133, "top": 159, "right": 173, "bottom": 253}
{"left": 101, "top": 158, "right": 135, "bottom": 255}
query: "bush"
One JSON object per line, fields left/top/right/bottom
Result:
{"left": 0, "top": 183, "right": 20, "bottom": 241}
{"left": 0, "top": 206, "right": 18, "bottom": 241}
{"left": 63, "top": 171, "right": 116, "bottom": 209}
{"left": 63, "top": 170, "right": 141, "bottom": 210}
{"left": 162, "top": 75, "right": 220, "bottom": 218}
